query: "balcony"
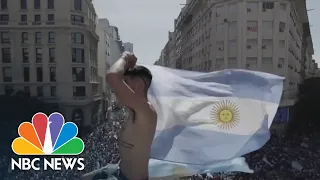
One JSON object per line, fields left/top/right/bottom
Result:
{"left": 33, "top": 22, "right": 42, "bottom": 25}
{"left": 175, "top": 0, "right": 199, "bottom": 29}
{"left": 93, "top": 93, "right": 102, "bottom": 101}
{"left": 0, "top": 21, "right": 8, "bottom": 25}
{"left": 46, "top": 21, "right": 55, "bottom": 25}
{"left": 18, "top": 22, "right": 28, "bottom": 25}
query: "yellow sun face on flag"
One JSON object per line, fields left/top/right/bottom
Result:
{"left": 210, "top": 100, "right": 240, "bottom": 130}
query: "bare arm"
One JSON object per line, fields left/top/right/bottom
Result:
{"left": 106, "top": 53, "right": 147, "bottom": 111}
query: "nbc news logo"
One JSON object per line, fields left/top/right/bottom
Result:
{"left": 11, "top": 112, "right": 85, "bottom": 171}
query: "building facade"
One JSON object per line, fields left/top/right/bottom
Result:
{"left": 308, "top": 59, "right": 319, "bottom": 77}
{"left": 0, "top": 0, "right": 104, "bottom": 130}
{"left": 97, "top": 18, "right": 134, "bottom": 103}
{"left": 96, "top": 23, "right": 112, "bottom": 117}
{"left": 123, "top": 42, "right": 133, "bottom": 53}
{"left": 159, "top": 31, "right": 176, "bottom": 68}
{"left": 98, "top": 18, "right": 125, "bottom": 66}
{"left": 172, "top": 0, "right": 313, "bottom": 105}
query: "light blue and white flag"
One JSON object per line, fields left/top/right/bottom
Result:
{"left": 145, "top": 66, "right": 284, "bottom": 178}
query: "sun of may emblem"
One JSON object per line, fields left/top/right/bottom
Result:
{"left": 210, "top": 100, "right": 240, "bottom": 130}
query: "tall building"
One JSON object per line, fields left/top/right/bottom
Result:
{"left": 96, "top": 23, "right": 111, "bottom": 114}
{"left": 0, "top": 0, "right": 104, "bottom": 129}
{"left": 309, "top": 59, "right": 318, "bottom": 76}
{"left": 158, "top": 31, "right": 176, "bottom": 68}
{"left": 98, "top": 18, "right": 124, "bottom": 66}
{"left": 123, "top": 42, "right": 133, "bottom": 53}
{"left": 98, "top": 18, "right": 132, "bottom": 102}
{"left": 171, "top": 0, "right": 313, "bottom": 105}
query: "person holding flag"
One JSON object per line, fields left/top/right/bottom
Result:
{"left": 82, "top": 52, "right": 157, "bottom": 180}
{"left": 83, "top": 52, "right": 284, "bottom": 180}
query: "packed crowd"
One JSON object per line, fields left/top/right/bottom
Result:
{"left": 0, "top": 108, "right": 319, "bottom": 180}
{"left": 184, "top": 131, "right": 320, "bottom": 180}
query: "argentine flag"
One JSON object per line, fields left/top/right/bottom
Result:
{"left": 145, "top": 66, "right": 284, "bottom": 178}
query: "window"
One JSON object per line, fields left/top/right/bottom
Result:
{"left": 246, "top": 57, "right": 258, "bottom": 70}
{"left": 20, "top": 0, "right": 27, "bottom": 9}
{"left": 71, "top": 32, "right": 84, "bottom": 44}
{"left": 50, "top": 86, "right": 56, "bottom": 97}
{"left": 262, "top": 2, "right": 274, "bottom": 11}
{"left": 35, "top": 32, "right": 41, "bottom": 43}
{"left": 34, "top": 0, "right": 40, "bottom": 9}
{"left": 1, "top": 0, "right": 8, "bottom": 10}
{"left": 278, "top": 58, "right": 284, "bottom": 68}
{"left": 280, "top": 3, "right": 286, "bottom": 11}
{"left": 4, "top": 85, "right": 13, "bottom": 95}
{"left": 48, "top": 14, "right": 54, "bottom": 21}
{"left": 21, "top": 15, "right": 27, "bottom": 22}
{"left": 247, "top": 21, "right": 258, "bottom": 32}
{"left": 36, "top": 67, "right": 43, "bottom": 82}
{"left": 262, "top": 58, "right": 272, "bottom": 64}
{"left": 36, "top": 48, "right": 42, "bottom": 63}
{"left": 74, "top": 0, "right": 82, "bottom": 11}
{"left": 37, "top": 86, "right": 44, "bottom": 97}
{"left": 48, "top": 32, "right": 55, "bottom": 43}
{"left": 228, "top": 58, "right": 237, "bottom": 68}
{"left": 23, "top": 67, "right": 29, "bottom": 82}
{"left": 2, "top": 67, "right": 12, "bottom": 82}
{"left": 24, "top": 86, "right": 30, "bottom": 96}
{"left": 2, "top": 48, "right": 10, "bottom": 63}
{"left": 1, "top": 32, "right": 10, "bottom": 44}
{"left": 22, "top": 32, "right": 28, "bottom": 44}
{"left": 49, "top": 48, "right": 55, "bottom": 62}
{"left": 48, "top": 0, "right": 54, "bottom": 9}
{"left": 72, "top": 48, "right": 84, "bottom": 63}
{"left": 279, "top": 22, "right": 285, "bottom": 32}
{"left": 0, "top": 14, "right": 9, "bottom": 22}
{"left": 73, "top": 86, "right": 86, "bottom": 97}
{"left": 71, "top": 15, "right": 84, "bottom": 23}
{"left": 215, "top": 58, "right": 224, "bottom": 69}
{"left": 34, "top": 14, "right": 41, "bottom": 22}
{"left": 49, "top": 67, "right": 56, "bottom": 82}
{"left": 22, "top": 48, "right": 29, "bottom": 63}
{"left": 72, "top": 67, "right": 85, "bottom": 81}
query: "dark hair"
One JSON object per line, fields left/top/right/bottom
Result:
{"left": 124, "top": 65, "right": 152, "bottom": 89}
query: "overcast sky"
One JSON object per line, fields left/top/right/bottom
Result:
{"left": 93, "top": 0, "right": 320, "bottom": 65}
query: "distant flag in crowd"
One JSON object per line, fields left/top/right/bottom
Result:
{"left": 145, "top": 65, "right": 284, "bottom": 178}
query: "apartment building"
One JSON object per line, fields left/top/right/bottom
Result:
{"left": 98, "top": 18, "right": 126, "bottom": 66}
{"left": 172, "top": 0, "right": 313, "bottom": 105}
{"left": 158, "top": 31, "right": 176, "bottom": 68}
{"left": 308, "top": 59, "right": 319, "bottom": 77}
{"left": 123, "top": 42, "right": 133, "bottom": 53}
{"left": 0, "top": 0, "right": 104, "bottom": 129}
{"left": 98, "top": 18, "right": 133, "bottom": 102}
{"left": 96, "top": 23, "right": 111, "bottom": 114}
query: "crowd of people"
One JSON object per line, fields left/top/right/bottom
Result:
{"left": 0, "top": 108, "right": 319, "bottom": 180}
{"left": 185, "top": 130, "right": 320, "bottom": 180}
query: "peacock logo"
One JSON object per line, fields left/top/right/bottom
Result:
{"left": 11, "top": 112, "right": 84, "bottom": 155}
